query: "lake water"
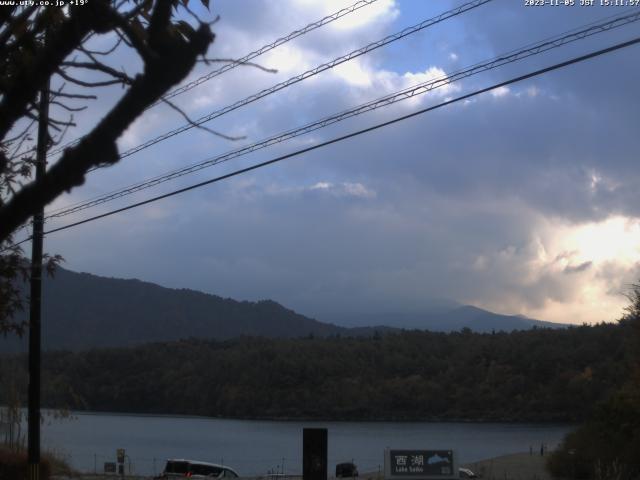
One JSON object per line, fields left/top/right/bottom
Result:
{"left": 39, "top": 412, "right": 572, "bottom": 477}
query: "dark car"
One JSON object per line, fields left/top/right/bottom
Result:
{"left": 336, "top": 462, "right": 358, "bottom": 478}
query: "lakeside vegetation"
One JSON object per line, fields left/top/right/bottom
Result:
{"left": 547, "top": 288, "right": 640, "bottom": 480}
{"left": 0, "top": 322, "right": 633, "bottom": 422}
{"left": 0, "top": 446, "right": 76, "bottom": 479}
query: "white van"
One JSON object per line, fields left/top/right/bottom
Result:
{"left": 162, "top": 459, "right": 239, "bottom": 478}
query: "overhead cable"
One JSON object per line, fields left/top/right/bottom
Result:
{"left": 44, "top": 10, "right": 640, "bottom": 221}
{"left": 33, "top": 36, "right": 640, "bottom": 240}
{"left": 95, "top": 0, "right": 493, "bottom": 163}
{"left": 156, "top": 0, "right": 383, "bottom": 104}
{"left": 45, "top": 0, "right": 382, "bottom": 158}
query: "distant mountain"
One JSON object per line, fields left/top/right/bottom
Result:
{"left": 427, "top": 304, "right": 566, "bottom": 331}
{"left": 1, "top": 267, "right": 566, "bottom": 353}
{"left": 330, "top": 306, "right": 566, "bottom": 332}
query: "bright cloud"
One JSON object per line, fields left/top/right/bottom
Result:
{"left": 235, "top": 181, "right": 377, "bottom": 200}
{"left": 333, "top": 60, "right": 374, "bottom": 88}
{"left": 556, "top": 216, "right": 640, "bottom": 266}
{"left": 308, "top": 181, "right": 376, "bottom": 198}
{"left": 468, "top": 215, "right": 640, "bottom": 324}
{"left": 262, "top": 44, "right": 316, "bottom": 76}
{"left": 332, "top": 61, "right": 461, "bottom": 105}
{"left": 293, "top": 0, "right": 399, "bottom": 31}
{"left": 490, "top": 86, "right": 510, "bottom": 98}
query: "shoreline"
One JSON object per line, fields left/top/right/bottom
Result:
{"left": 52, "top": 452, "right": 556, "bottom": 480}
{"left": 38, "top": 408, "right": 577, "bottom": 426}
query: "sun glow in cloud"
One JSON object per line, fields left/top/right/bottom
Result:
{"left": 469, "top": 214, "right": 640, "bottom": 325}
{"left": 527, "top": 289, "right": 628, "bottom": 326}
{"left": 523, "top": 216, "right": 640, "bottom": 324}
{"left": 560, "top": 216, "right": 640, "bottom": 266}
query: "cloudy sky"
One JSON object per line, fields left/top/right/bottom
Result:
{"left": 32, "top": 0, "right": 640, "bottom": 326}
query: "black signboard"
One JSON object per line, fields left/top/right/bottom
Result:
{"left": 388, "top": 450, "right": 454, "bottom": 477}
{"left": 104, "top": 462, "right": 116, "bottom": 473}
{"left": 303, "top": 428, "right": 328, "bottom": 480}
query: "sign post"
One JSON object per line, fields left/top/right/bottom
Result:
{"left": 384, "top": 449, "right": 457, "bottom": 480}
{"left": 117, "top": 449, "right": 125, "bottom": 477}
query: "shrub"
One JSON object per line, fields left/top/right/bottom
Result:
{"left": 0, "top": 447, "right": 52, "bottom": 480}
{"left": 547, "top": 380, "right": 640, "bottom": 479}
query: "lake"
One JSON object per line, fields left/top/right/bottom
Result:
{"left": 38, "top": 411, "right": 572, "bottom": 476}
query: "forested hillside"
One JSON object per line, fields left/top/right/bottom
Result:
{"left": 1, "top": 267, "right": 564, "bottom": 353}
{"left": 2, "top": 267, "right": 346, "bottom": 352}
{"left": 0, "top": 322, "right": 630, "bottom": 422}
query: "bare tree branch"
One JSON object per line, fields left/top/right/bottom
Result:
{"left": 0, "top": 1, "right": 215, "bottom": 242}
{"left": 56, "top": 69, "right": 127, "bottom": 88}
{"left": 111, "top": 16, "right": 154, "bottom": 63}
{"left": 160, "top": 96, "right": 246, "bottom": 141}
{"left": 50, "top": 91, "right": 98, "bottom": 100}
{"left": 60, "top": 61, "right": 134, "bottom": 84}
{"left": 80, "top": 36, "right": 123, "bottom": 56}
{"left": 198, "top": 57, "right": 278, "bottom": 73}
{"left": 114, "top": 27, "right": 134, "bottom": 49}
{"left": 49, "top": 100, "right": 88, "bottom": 113}
{"left": 3, "top": 118, "right": 36, "bottom": 145}
{"left": 0, "top": 5, "right": 37, "bottom": 50}
{"left": 48, "top": 116, "right": 76, "bottom": 128}
{"left": 8, "top": 146, "right": 35, "bottom": 162}
{"left": 50, "top": 119, "right": 74, "bottom": 147}
{"left": 0, "top": 1, "right": 117, "bottom": 140}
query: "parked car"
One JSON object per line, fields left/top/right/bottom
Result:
{"left": 458, "top": 467, "right": 478, "bottom": 478}
{"left": 336, "top": 462, "right": 358, "bottom": 478}
{"left": 161, "top": 459, "right": 239, "bottom": 478}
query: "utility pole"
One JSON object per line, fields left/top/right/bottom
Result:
{"left": 28, "top": 61, "right": 50, "bottom": 480}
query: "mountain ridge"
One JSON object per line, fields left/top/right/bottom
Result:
{"left": 0, "top": 266, "right": 566, "bottom": 352}
{"left": 328, "top": 304, "right": 565, "bottom": 331}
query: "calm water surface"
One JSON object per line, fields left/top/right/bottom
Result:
{"left": 40, "top": 412, "right": 572, "bottom": 476}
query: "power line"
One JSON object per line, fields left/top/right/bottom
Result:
{"left": 91, "top": 0, "right": 493, "bottom": 164}
{"left": 45, "top": 0, "right": 382, "bottom": 158}
{"left": 12, "top": 0, "right": 492, "bottom": 236}
{"left": 155, "top": 0, "right": 382, "bottom": 105}
{"left": 4, "top": 35, "right": 638, "bottom": 252}
{"left": 44, "top": 10, "right": 640, "bottom": 221}
{"left": 34, "top": 36, "right": 640, "bottom": 240}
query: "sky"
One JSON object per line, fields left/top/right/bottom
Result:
{"left": 26, "top": 0, "right": 640, "bottom": 326}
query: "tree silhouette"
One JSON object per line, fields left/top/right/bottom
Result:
{"left": 0, "top": 0, "right": 216, "bottom": 331}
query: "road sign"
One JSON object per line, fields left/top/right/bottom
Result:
{"left": 384, "top": 449, "right": 457, "bottom": 479}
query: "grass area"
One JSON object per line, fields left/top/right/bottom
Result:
{"left": 44, "top": 450, "right": 77, "bottom": 477}
{"left": 0, "top": 445, "right": 78, "bottom": 479}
